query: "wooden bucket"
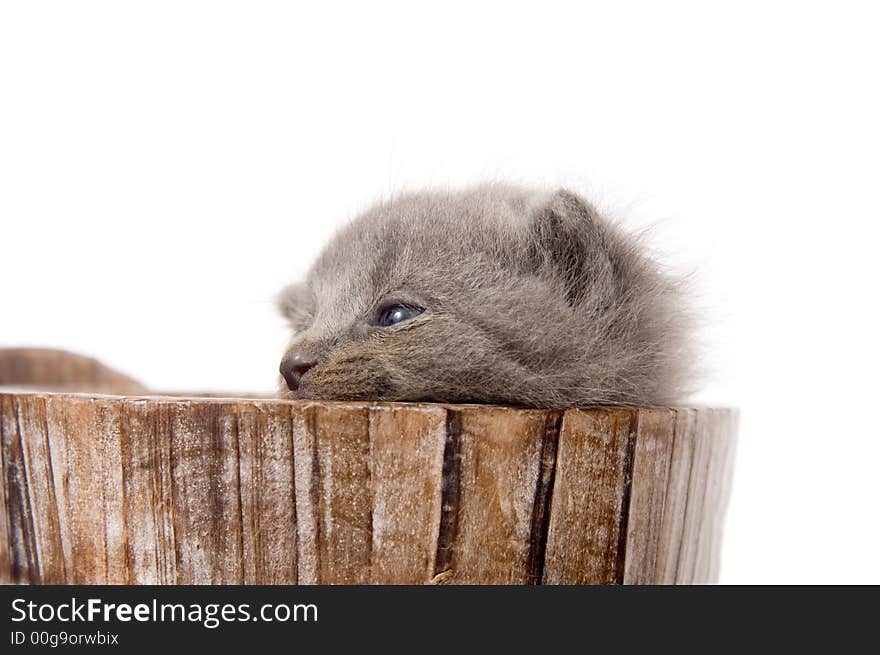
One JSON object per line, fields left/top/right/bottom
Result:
{"left": 0, "top": 349, "right": 737, "bottom": 584}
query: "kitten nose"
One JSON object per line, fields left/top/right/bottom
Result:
{"left": 280, "top": 352, "right": 318, "bottom": 391}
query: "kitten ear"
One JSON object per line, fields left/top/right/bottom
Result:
{"left": 529, "top": 189, "right": 616, "bottom": 306}
{"left": 276, "top": 282, "right": 315, "bottom": 331}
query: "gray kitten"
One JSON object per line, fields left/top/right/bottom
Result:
{"left": 277, "top": 184, "right": 693, "bottom": 408}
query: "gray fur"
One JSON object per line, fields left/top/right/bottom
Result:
{"left": 277, "top": 184, "right": 694, "bottom": 408}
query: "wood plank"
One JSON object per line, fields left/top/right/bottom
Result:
{"left": 713, "top": 410, "right": 739, "bottom": 582}
{"left": 167, "top": 400, "right": 245, "bottom": 583}
{"left": 673, "top": 409, "right": 715, "bottom": 583}
{"left": 623, "top": 408, "right": 676, "bottom": 584}
{"left": 117, "top": 399, "right": 176, "bottom": 583}
{"left": 542, "top": 408, "right": 637, "bottom": 584}
{"left": 688, "top": 409, "right": 739, "bottom": 583}
{"left": 1, "top": 394, "right": 48, "bottom": 582}
{"left": 0, "top": 396, "right": 12, "bottom": 582}
{"left": 292, "top": 403, "right": 372, "bottom": 584}
{"left": 433, "top": 407, "right": 551, "bottom": 584}
{"left": 654, "top": 409, "right": 696, "bottom": 583}
{"left": 43, "top": 396, "right": 127, "bottom": 583}
{"left": 526, "top": 411, "right": 563, "bottom": 584}
{"left": 368, "top": 405, "right": 446, "bottom": 583}
{"left": 235, "top": 402, "right": 298, "bottom": 584}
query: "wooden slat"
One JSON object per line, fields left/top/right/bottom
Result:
{"left": 672, "top": 409, "right": 714, "bottom": 583}
{"left": 235, "top": 402, "right": 298, "bottom": 584}
{"left": 167, "top": 401, "right": 245, "bottom": 583}
{"left": 292, "top": 403, "right": 372, "bottom": 584}
{"left": 526, "top": 411, "right": 563, "bottom": 584}
{"left": 623, "top": 408, "right": 676, "bottom": 584}
{"left": 434, "top": 407, "right": 550, "bottom": 584}
{"left": 542, "top": 408, "right": 637, "bottom": 584}
{"left": 701, "top": 410, "right": 738, "bottom": 583}
{"left": 44, "top": 396, "right": 125, "bottom": 583}
{"left": 654, "top": 409, "right": 696, "bottom": 583}
{"left": 712, "top": 411, "right": 739, "bottom": 582}
{"left": 117, "top": 399, "right": 176, "bottom": 583}
{"left": 368, "top": 405, "right": 446, "bottom": 583}
{"left": 0, "top": 396, "right": 12, "bottom": 582}
{"left": 1, "top": 394, "right": 54, "bottom": 583}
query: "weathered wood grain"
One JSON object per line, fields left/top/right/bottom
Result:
{"left": 292, "top": 404, "right": 373, "bottom": 584}
{"left": 116, "top": 399, "right": 177, "bottom": 584}
{"left": 0, "top": 384, "right": 737, "bottom": 585}
{"left": 542, "top": 409, "right": 637, "bottom": 584}
{"left": 699, "top": 410, "right": 738, "bottom": 583}
{"left": 0, "top": 396, "right": 11, "bottom": 584}
{"left": 654, "top": 408, "right": 698, "bottom": 583}
{"left": 368, "top": 405, "right": 446, "bottom": 583}
{"left": 235, "top": 402, "right": 299, "bottom": 584}
{"left": 623, "top": 408, "right": 676, "bottom": 584}
{"left": 674, "top": 409, "right": 716, "bottom": 584}
{"left": 434, "top": 407, "right": 551, "bottom": 584}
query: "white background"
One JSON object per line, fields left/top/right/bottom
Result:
{"left": 2, "top": 1, "right": 878, "bottom": 583}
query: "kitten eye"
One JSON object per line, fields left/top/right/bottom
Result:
{"left": 376, "top": 304, "right": 424, "bottom": 328}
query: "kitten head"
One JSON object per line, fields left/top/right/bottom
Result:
{"left": 277, "top": 184, "right": 692, "bottom": 408}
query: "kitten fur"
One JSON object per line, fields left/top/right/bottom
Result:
{"left": 277, "top": 184, "right": 693, "bottom": 408}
